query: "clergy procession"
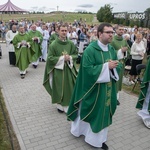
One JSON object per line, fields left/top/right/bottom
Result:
{"left": 0, "top": 19, "right": 150, "bottom": 150}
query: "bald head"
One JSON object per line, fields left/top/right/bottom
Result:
{"left": 31, "top": 24, "right": 37, "bottom": 31}
{"left": 12, "top": 25, "right": 17, "bottom": 32}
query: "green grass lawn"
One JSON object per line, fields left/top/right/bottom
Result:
{"left": 1, "top": 12, "right": 98, "bottom": 25}
{"left": 0, "top": 89, "right": 11, "bottom": 150}
{"left": 0, "top": 88, "right": 20, "bottom": 150}
{"left": 122, "top": 82, "right": 140, "bottom": 96}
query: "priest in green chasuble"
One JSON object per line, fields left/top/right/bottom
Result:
{"left": 67, "top": 23, "right": 123, "bottom": 150}
{"left": 28, "top": 24, "right": 43, "bottom": 68}
{"left": 13, "top": 26, "right": 35, "bottom": 79}
{"left": 43, "top": 24, "right": 78, "bottom": 113}
{"left": 136, "top": 58, "right": 150, "bottom": 128}
{"left": 49, "top": 26, "right": 59, "bottom": 45}
{"left": 110, "top": 25, "right": 130, "bottom": 105}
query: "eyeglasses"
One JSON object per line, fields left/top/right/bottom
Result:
{"left": 103, "top": 31, "right": 114, "bottom": 34}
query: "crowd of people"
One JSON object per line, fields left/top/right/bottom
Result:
{"left": 0, "top": 18, "right": 150, "bottom": 150}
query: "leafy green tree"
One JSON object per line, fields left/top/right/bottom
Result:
{"left": 129, "top": 20, "right": 135, "bottom": 27}
{"left": 96, "top": 4, "right": 113, "bottom": 23}
{"left": 145, "top": 7, "right": 150, "bottom": 13}
{"left": 144, "top": 7, "right": 150, "bottom": 27}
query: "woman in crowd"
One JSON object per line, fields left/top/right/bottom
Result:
{"left": 89, "top": 29, "right": 98, "bottom": 43}
{"left": 67, "top": 26, "right": 78, "bottom": 46}
{"left": 78, "top": 27, "right": 88, "bottom": 53}
{"left": 0, "top": 22, "right": 7, "bottom": 42}
{"left": 130, "top": 27, "right": 138, "bottom": 43}
{"left": 128, "top": 33, "right": 146, "bottom": 85}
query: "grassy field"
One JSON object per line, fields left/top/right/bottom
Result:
{"left": 1, "top": 12, "right": 98, "bottom": 25}
{"left": 0, "top": 88, "right": 20, "bottom": 150}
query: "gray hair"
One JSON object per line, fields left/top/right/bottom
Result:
{"left": 124, "top": 34, "right": 130, "bottom": 38}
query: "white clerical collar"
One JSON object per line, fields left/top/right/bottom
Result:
{"left": 97, "top": 40, "right": 108, "bottom": 51}
{"left": 59, "top": 37, "right": 66, "bottom": 42}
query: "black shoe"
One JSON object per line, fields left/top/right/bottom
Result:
{"left": 117, "top": 100, "right": 120, "bottom": 105}
{"left": 57, "top": 109, "right": 64, "bottom": 113}
{"left": 42, "top": 59, "right": 46, "bottom": 62}
{"left": 21, "top": 74, "right": 25, "bottom": 79}
{"left": 101, "top": 143, "right": 109, "bottom": 150}
{"left": 33, "top": 64, "right": 37, "bottom": 68}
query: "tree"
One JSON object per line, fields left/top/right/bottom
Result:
{"left": 145, "top": 7, "right": 150, "bottom": 13}
{"left": 144, "top": 7, "right": 150, "bottom": 27}
{"left": 96, "top": 4, "right": 113, "bottom": 23}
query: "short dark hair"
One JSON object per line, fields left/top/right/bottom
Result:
{"left": 115, "top": 24, "right": 124, "bottom": 30}
{"left": 97, "top": 23, "right": 112, "bottom": 37}
{"left": 58, "top": 24, "right": 67, "bottom": 30}
{"left": 19, "top": 24, "right": 24, "bottom": 28}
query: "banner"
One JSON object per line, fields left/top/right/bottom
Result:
{"left": 129, "top": 13, "right": 145, "bottom": 20}
{"left": 113, "top": 12, "right": 146, "bottom": 20}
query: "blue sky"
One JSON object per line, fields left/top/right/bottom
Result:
{"left": 1, "top": 0, "right": 150, "bottom": 13}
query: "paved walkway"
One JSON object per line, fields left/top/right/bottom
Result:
{"left": 0, "top": 43, "right": 150, "bottom": 150}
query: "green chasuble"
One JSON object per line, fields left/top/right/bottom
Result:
{"left": 110, "top": 35, "right": 130, "bottom": 91}
{"left": 67, "top": 41, "right": 123, "bottom": 133}
{"left": 43, "top": 38, "right": 78, "bottom": 106}
{"left": 28, "top": 30, "right": 43, "bottom": 62}
{"left": 49, "top": 33, "right": 59, "bottom": 45}
{"left": 12, "top": 33, "right": 35, "bottom": 71}
{"left": 136, "top": 58, "right": 150, "bottom": 113}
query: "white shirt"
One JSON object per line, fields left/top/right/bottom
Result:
{"left": 131, "top": 41, "right": 146, "bottom": 60}
{"left": 67, "top": 31, "right": 78, "bottom": 45}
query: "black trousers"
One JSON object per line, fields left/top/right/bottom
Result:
{"left": 9, "top": 52, "right": 16, "bottom": 65}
